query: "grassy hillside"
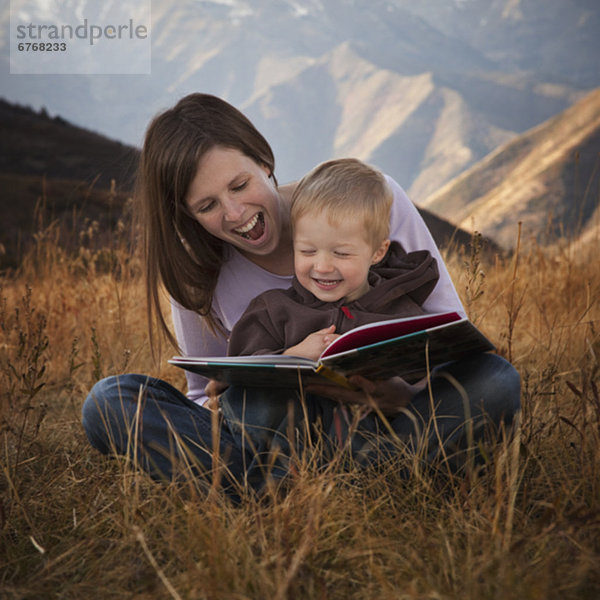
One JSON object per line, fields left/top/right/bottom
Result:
{"left": 1, "top": 214, "right": 599, "bottom": 598}
{"left": 0, "top": 100, "right": 138, "bottom": 270}
{"left": 0, "top": 173, "right": 132, "bottom": 270}
{"left": 0, "top": 99, "right": 139, "bottom": 186}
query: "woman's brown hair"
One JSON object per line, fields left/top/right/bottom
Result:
{"left": 136, "top": 93, "right": 276, "bottom": 349}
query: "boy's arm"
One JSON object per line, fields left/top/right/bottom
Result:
{"left": 227, "top": 295, "right": 286, "bottom": 356}
{"left": 210, "top": 297, "right": 282, "bottom": 409}
{"left": 228, "top": 294, "right": 339, "bottom": 360}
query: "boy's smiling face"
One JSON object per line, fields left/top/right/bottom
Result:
{"left": 293, "top": 212, "right": 390, "bottom": 303}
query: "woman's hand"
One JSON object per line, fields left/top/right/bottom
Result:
{"left": 283, "top": 325, "right": 339, "bottom": 361}
{"left": 205, "top": 378, "right": 229, "bottom": 411}
{"left": 306, "top": 375, "right": 426, "bottom": 417}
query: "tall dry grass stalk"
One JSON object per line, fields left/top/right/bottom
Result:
{"left": 1, "top": 213, "right": 599, "bottom": 599}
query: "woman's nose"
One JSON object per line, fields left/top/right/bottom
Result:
{"left": 222, "top": 197, "right": 244, "bottom": 222}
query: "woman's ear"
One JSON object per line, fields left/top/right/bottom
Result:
{"left": 262, "top": 163, "right": 278, "bottom": 187}
{"left": 371, "top": 239, "right": 391, "bottom": 264}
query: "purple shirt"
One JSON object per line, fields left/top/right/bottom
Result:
{"left": 171, "top": 176, "right": 465, "bottom": 404}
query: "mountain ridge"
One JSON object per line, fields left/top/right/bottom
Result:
{"left": 0, "top": 98, "right": 494, "bottom": 270}
{"left": 2, "top": 0, "right": 595, "bottom": 196}
{"left": 421, "top": 87, "right": 600, "bottom": 248}
{"left": 0, "top": 99, "right": 136, "bottom": 269}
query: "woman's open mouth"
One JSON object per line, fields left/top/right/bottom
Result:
{"left": 233, "top": 212, "right": 265, "bottom": 241}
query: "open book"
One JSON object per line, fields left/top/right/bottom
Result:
{"left": 169, "top": 311, "right": 495, "bottom": 389}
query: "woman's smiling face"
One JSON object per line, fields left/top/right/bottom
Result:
{"left": 185, "top": 146, "right": 286, "bottom": 257}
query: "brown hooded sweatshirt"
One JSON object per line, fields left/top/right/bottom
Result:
{"left": 227, "top": 241, "right": 439, "bottom": 357}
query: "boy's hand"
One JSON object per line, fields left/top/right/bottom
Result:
{"left": 283, "top": 325, "right": 339, "bottom": 361}
{"left": 205, "top": 378, "right": 229, "bottom": 411}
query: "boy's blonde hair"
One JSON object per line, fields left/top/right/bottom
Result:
{"left": 290, "top": 158, "right": 392, "bottom": 249}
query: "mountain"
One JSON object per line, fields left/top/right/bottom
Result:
{"left": 420, "top": 88, "right": 600, "bottom": 249}
{"left": 1, "top": 0, "right": 597, "bottom": 202}
{"left": 402, "top": 0, "right": 600, "bottom": 89}
{"left": 241, "top": 42, "right": 562, "bottom": 201}
{"left": 576, "top": 205, "right": 600, "bottom": 254}
{"left": 0, "top": 99, "right": 492, "bottom": 270}
{"left": 0, "top": 100, "right": 138, "bottom": 189}
{"left": 0, "top": 100, "right": 136, "bottom": 269}
{"left": 148, "top": 0, "right": 591, "bottom": 197}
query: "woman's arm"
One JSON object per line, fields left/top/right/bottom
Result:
{"left": 171, "top": 299, "right": 228, "bottom": 405}
{"left": 307, "top": 375, "right": 427, "bottom": 417}
{"left": 386, "top": 176, "right": 466, "bottom": 317}
{"left": 227, "top": 292, "right": 298, "bottom": 357}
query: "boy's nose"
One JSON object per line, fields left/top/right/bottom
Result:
{"left": 314, "top": 258, "right": 334, "bottom": 273}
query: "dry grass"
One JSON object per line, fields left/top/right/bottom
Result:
{"left": 1, "top": 216, "right": 599, "bottom": 599}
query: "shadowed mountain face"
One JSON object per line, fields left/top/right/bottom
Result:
{"left": 421, "top": 88, "right": 600, "bottom": 249}
{"left": 0, "top": 100, "right": 138, "bottom": 269}
{"left": 403, "top": 0, "right": 600, "bottom": 89}
{"left": 1, "top": 99, "right": 490, "bottom": 271}
{"left": 2, "top": 0, "right": 597, "bottom": 204}
{"left": 0, "top": 100, "right": 139, "bottom": 189}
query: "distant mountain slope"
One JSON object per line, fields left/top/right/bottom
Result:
{"left": 421, "top": 88, "right": 600, "bottom": 249}
{"left": 0, "top": 99, "right": 139, "bottom": 190}
{"left": 0, "top": 100, "right": 496, "bottom": 270}
{"left": 403, "top": 0, "right": 600, "bottom": 88}
{"left": 2, "top": 0, "right": 594, "bottom": 202}
{"left": 242, "top": 43, "right": 581, "bottom": 202}
{"left": 0, "top": 101, "right": 137, "bottom": 269}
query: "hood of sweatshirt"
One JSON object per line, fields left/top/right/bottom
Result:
{"left": 289, "top": 241, "right": 439, "bottom": 316}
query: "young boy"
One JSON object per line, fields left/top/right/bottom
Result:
{"left": 226, "top": 157, "right": 439, "bottom": 360}
{"left": 218, "top": 158, "right": 440, "bottom": 488}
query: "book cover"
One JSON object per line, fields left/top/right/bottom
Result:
{"left": 169, "top": 311, "right": 495, "bottom": 388}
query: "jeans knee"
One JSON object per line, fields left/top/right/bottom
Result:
{"left": 81, "top": 375, "right": 133, "bottom": 453}
{"left": 83, "top": 372, "right": 124, "bottom": 412}
{"left": 82, "top": 377, "right": 110, "bottom": 426}
{"left": 491, "top": 354, "right": 521, "bottom": 409}
{"left": 437, "top": 352, "right": 521, "bottom": 425}
{"left": 478, "top": 354, "right": 521, "bottom": 426}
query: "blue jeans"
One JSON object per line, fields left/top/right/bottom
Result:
{"left": 220, "top": 353, "right": 521, "bottom": 486}
{"left": 81, "top": 353, "right": 520, "bottom": 493}
{"left": 81, "top": 374, "right": 252, "bottom": 495}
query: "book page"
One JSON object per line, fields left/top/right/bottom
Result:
{"left": 170, "top": 355, "right": 316, "bottom": 367}
{"left": 321, "top": 319, "right": 494, "bottom": 383}
{"left": 320, "top": 311, "right": 461, "bottom": 358}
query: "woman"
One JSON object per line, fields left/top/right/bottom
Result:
{"left": 81, "top": 93, "right": 520, "bottom": 492}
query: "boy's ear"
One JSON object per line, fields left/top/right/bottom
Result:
{"left": 371, "top": 239, "right": 391, "bottom": 264}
